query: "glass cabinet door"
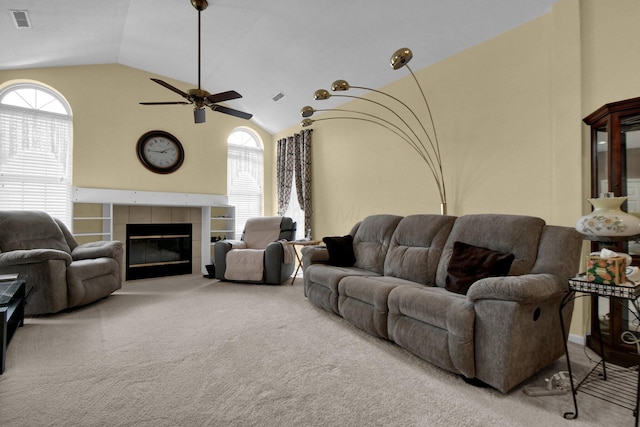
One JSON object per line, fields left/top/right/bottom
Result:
{"left": 594, "top": 125, "right": 609, "bottom": 198}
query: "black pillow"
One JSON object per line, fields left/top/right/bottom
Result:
{"left": 323, "top": 235, "right": 356, "bottom": 267}
{"left": 445, "top": 241, "right": 515, "bottom": 295}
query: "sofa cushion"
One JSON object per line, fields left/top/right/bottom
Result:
{"left": 323, "top": 235, "right": 356, "bottom": 267}
{"left": 435, "top": 214, "right": 545, "bottom": 288}
{"left": 387, "top": 285, "right": 475, "bottom": 377}
{"left": 353, "top": 214, "right": 403, "bottom": 275}
{"left": 0, "top": 210, "right": 71, "bottom": 253}
{"left": 384, "top": 214, "right": 456, "bottom": 285}
{"left": 304, "top": 264, "right": 378, "bottom": 314}
{"left": 445, "top": 241, "right": 514, "bottom": 295}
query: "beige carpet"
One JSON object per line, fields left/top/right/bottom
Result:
{"left": 0, "top": 274, "right": 634, "bottom": 426}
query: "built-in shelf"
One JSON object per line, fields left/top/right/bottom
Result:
{"left": 210, "top": 206, "right": 236, "bottom": 243}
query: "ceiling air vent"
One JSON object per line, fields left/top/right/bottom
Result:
{"left": 10, "top": 10, "right": 31, "bottom": 29}
{"left": 271, "top": 92, "right": 285, "bottom": 102}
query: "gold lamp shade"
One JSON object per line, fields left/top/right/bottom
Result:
{"left": 390, "top": 48, "right": 413, "bottom": 70}
{"left": 190, "top": 0, "right": 208, "bottom": 11}
{"left": 313, "top": 89, "right": 331, "bottom": 100}
{"left": 331, "top": 80, "right": 351, "bottom": 91}
{"left": 300, "top": 106, "right": 315, "bottom": 118}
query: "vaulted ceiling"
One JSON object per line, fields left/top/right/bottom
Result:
{"left": 1, "top": 0, "right": 558, "bottom": 134}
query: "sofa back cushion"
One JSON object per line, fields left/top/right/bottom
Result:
{"left": 243, "top": 216, "right": 283, "bottom": 249}
{"left": 435, "top": 214, "right": 545, "bottom": 288}
{"left": 0, "top": 210, "right": 71, "bottom": 253}
{"left": 384, "top": 214, "right": 456, "bottom": 285}
{"left": 353, "top": 214, "right": 403, "bottom": 275}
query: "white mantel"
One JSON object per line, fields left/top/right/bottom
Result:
{"left": 73, "top": 187, "right": 228, "bottom": 207}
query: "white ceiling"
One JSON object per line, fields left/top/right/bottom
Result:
{"left": 1, "top": 0, "right": 558, "bottom": 134}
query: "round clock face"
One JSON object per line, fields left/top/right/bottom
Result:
{"left": 136, "top": 130, "right": 185, "bottom": 174}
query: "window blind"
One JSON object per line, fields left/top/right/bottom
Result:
{"left": 0, "top": 103, "right": 73, "bottom": 226}
{"left": 227, "top": 138, "right": 263, "bottom": 236}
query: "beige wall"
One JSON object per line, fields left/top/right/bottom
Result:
{"left": 274, "top": 0, "right": 583, "bottom": 233}
{"left": 0, "top": 64, "right": 275, "bottom": 215}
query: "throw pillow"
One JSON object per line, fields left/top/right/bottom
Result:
{"left": 445, "top": 241, "right": 515, "bottom": 295}
{"left": 323, "top": 235, "right": 356, "bottom": 267}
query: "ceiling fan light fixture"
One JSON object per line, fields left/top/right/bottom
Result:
{"left": 139, "top": 0, "right": 252, "bottom": 122}
{"left": 194, "top": 108, "right": 206, "bottom": 123}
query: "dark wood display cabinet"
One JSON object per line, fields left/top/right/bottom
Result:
{"left": 584, "top": 96, "right": 640, "bottom": 367}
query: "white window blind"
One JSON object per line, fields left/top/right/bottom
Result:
{"left": 227, "top": 129, "right": 263, "bottom": 236}
{"left": 0, "top": 84, "right": 73, "bottom": 227}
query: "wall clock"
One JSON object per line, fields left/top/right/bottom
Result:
{"left": 136, "top": 130, "right": 185, "bottom": 174}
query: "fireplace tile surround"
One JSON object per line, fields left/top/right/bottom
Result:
{"left": 114, "top": 205, "right": 202, "bottom": 280}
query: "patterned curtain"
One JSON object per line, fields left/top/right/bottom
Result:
{"left": 276, "top": 130, "right": 313, "bottom": 236}
{"left": 294, "top": 129, "right": 312, "bottom": 235}
{"left": 276, "top": 137, "right": 294, "bottom": 216}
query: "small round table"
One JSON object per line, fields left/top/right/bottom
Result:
{"left": 286, "top": 240, "right": 321, "bottom": 285}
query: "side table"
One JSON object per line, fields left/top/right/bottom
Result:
{"left": 286, "top": 240, "right": 321, "bottom": 285}
{"left": 560, "top": 275, "right": 640, "bottom": 426}
{"left": 1, "top": 278, "right": 26, "bottom": 374}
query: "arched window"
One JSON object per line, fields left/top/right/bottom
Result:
{"left": 0, "top": 82, "right": 73, "bottom": 226}
{"left": 227, "top": 128, "right": 263, "bottom": 236}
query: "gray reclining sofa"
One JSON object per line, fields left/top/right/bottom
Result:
{"left": 0, "top": 210, "right": 123, "bottom": 315}
{"left": 301, "top": 213, "right": 582, "bottom": 393}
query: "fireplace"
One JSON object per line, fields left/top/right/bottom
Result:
{"left": 126, "top": 223, "right": 192, "bottom": 280}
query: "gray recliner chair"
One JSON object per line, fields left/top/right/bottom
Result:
{"left": 0, "top": 210, "right": 123, "bottom": 315}
{"left": 214, "top": 216, "right": 296, "bottom": 284}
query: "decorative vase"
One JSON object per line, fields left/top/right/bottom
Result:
{"left": 575, "top": 197, "right": 640, "bottom": 237}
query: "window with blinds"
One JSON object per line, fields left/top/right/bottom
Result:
{"left": 227, "top": 128, "right": 263, "bottom": 236}
{"left": 0, "top": 83, "right": 73, "bottom": 227}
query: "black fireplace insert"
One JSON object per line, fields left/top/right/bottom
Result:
{"left": 126, "top": 223, "right": 192, "bottom": 280}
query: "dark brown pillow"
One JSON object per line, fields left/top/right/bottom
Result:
{"left": 323, "top": 235, "right": 356, "bottom": 267}
{"left": 445, "top": 241, "right": 514, "bottom": 295}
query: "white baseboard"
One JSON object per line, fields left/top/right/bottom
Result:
{"left": 568, "top": 333, "right": 586, "bottom": 345}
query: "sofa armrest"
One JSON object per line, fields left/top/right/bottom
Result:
{"left": 264, "top": 242, "right": 296, "bottom": 284}
{"left": 71, "top": 240, "right": 123, "bottom": 261}
{"left": 468, "top": 273, "right": 572, "bottom": 392}
{"left": 213, "top": 240, "right": 246, "bottom": 280}
{"left": 0, "top": 249, "right": 73, "bottom": 267}
{"left": 227, "top": 240, "right": 246, "bottom": 249}
{"left": 466, "top": 274, "right": 565, "bottom": 303}
{"left": 301, "top": 245, "right": 329, "bottom": 270}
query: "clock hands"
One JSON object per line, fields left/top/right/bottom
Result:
{"left": 147, "top": 147, "right": 177, "bottom": 154}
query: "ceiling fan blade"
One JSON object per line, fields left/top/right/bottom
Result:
{"left": 150, "top": 78, "right": 190, "bottom": 99}
{"left": 211, "top": 105, "right": 253, "bottom": 120}
{"left": 206, "top": 90, "right": 242, "bottom": 104}
{"left": 140, "top": 101, "right": 191, "bottom": 105}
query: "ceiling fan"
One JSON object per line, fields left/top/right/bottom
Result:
{"left": 140, "top": 0, "right": 252, "bottom": 123}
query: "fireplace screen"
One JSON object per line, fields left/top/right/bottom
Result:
{"left": 126, "top": 223, "right": 192, "bottom": 280}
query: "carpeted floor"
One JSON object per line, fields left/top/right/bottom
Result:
{"left": 0, "top": 274, "right": 635, "bottom": 426}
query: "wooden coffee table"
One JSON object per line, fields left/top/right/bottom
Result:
{"left": 1, "top": 277, "right": 26, "bottom": 374}
{"left": 286, "top": 240, "right": 321, "bottom": 285}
